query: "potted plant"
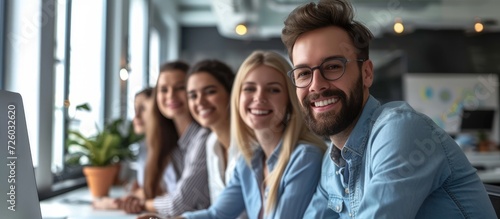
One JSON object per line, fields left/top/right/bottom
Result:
{"left": 477, "top": 130, "right": 491, "bottom": 152}
{"left": 65, "top": 104, "right": 143, "bottom": 197}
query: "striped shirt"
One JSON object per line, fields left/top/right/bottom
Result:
{"left": 153, "top": 122, "right": 211, "bottom": 217}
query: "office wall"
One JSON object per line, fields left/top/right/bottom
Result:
{"left": 371, "top": 29, "right": 500, "bottom": 74}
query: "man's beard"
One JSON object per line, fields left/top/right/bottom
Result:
{"left": 302, "top": 75, "right": 364, "bottom": 137}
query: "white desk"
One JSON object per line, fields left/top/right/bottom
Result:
{"left": 465, "top": 151, "right": 500, "bottom": 183}
{"left": 465, "top": 151, "right": 500, "bottom": 169}
{"left": 40, "top": 187, "right": 138, "bottom": 219}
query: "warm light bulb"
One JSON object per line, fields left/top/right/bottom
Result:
{"left": 120, "top": 68, "right": 129, "bottom": 81}
{"left": 474, "top": 22, "right": 484, "bottom": 33}
{"left": 394, "top": 22, "right": 404, "bottom": 34}
{"left": 235, "top": 24, "right": 248, "bottom": 35}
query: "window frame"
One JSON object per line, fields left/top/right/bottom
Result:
{"left": 2, "top": 0, "right": 137, "bottom": 201}
{"left": 42, "top": 0, "right": 89, "bottom": 200}
{"left": 0, "top": 0, "right": 5, "bottom": 89}
{"left": 41, "top": 0, "right": 111, "bottom": 200}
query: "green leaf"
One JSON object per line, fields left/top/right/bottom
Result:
{"left": 76, "top": 103, "right": 91, "bottom": 112}
{"left": 65, "top": 152, "right": 86, "bottom": 165}
{"left": 65, "top": 116, "right": 143, "bottom": 166}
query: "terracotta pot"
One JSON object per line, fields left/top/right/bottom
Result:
{"left": 83, "top": 164, "right": 119, "bottom": 197}
{"left": 478, "top": 140, "right": 492, "bottom": 152}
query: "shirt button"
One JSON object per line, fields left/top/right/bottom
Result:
{"left": 336, "top": 206, "right": 340, "bottom": 211}
{"left": 335, "top": 171, "right": 339, "bottom": 175}
{"left": 345, "top": 188, "right": 349, "bottom": 194}
{"left": 349, "top": 213, "right": 353, "bottom": 217}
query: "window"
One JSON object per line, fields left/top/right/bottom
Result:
{"left": 149, "top": 28, "right": 160, "bottom": 86}
{"left": 127, "top": 0, "right": 149, "bottom": 119}
{"left": 4, "top": 0, "right": 42, "bottom": 167}
{"left": 4, "top": 0, "right": 152, "bottom": 198}
{"left": 51, "top": 0, "right": 107, "bottom": 182}
{"left": 52, "top": 0, "right": 68, "bottom": 175}
{"left": 67, "top": 0, "right": 106, "bottom": 132}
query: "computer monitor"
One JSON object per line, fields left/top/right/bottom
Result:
{"left": 460, "top": 109, "right": 495, "bottom": 132}
{"left": 0, "top": 90, "right": 43, "bottom": 219}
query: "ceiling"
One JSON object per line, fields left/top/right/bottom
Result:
{"left": 152, "top": 0, "right": 500, "bottom": 40}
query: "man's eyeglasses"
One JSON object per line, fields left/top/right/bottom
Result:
{"left": 287, "top": 57, "right": 366, "bottom": 88}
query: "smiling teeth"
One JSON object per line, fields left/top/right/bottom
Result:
{"left": 199, "top": 109, "right": 213, "bottom": 116}
{"left": 250, "top": 109, "right": 271, "bottom": 115}
{"left": 314, "top": 98, "right": 338, "bottom": 107}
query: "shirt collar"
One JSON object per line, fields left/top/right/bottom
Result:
{"left": 250, "top": 139, "right": 283, "bottom": 172}
{"left": 330, "top": 95, "right": 380, "bottom": 165}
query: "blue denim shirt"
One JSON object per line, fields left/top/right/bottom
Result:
{"left": 183, "top": 140, "right": 324, "bottom": 219}
{"left": 304, "top": 96, "right": 496, "bottom": 219}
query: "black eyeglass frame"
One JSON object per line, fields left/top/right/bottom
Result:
{"left": 287, "top": 57, "right": 366, "bottom": 88}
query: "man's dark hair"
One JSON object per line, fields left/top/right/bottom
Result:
{"left": 281, "top": 0, "right": 374, "bottom": 62}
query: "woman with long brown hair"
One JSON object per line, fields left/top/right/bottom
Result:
{"left": 121, "top": 61, "right": 211, "bottom": 217}
{"left": 92, "top": 87, "right": 155, "bottom": 210}
{"left": 186, "top": 60, "right": 236, "bottom": 203}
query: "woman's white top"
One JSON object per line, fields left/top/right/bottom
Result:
{"left": 205, "top": 132, "right": 240, "bottom": 203}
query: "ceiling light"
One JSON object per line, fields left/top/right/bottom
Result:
{"left": 235, "top": 24, "right": 248, "bottom": 36}
{"left": 394, "top": 18, "right": 404, "bottom": 34}
{"left": 474, "top": 22, "right": 484, "bottom": 33}
{"left": 474, "top": 17, "right": 484, "bottom": 33}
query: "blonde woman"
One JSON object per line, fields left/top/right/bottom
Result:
{"left": 181, "top": 50, "right": 327, "bottom": 219}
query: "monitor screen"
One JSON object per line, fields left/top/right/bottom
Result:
{"left": 460, "top": 109, "right": 495, "bottom": 131}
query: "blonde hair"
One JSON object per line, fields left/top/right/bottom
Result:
{"left": 230, "top": 50, "right": 327, "bottom": 213}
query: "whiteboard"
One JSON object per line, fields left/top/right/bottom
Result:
{"left": 403, "top": 74, "right": 499, "bottom": 142}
